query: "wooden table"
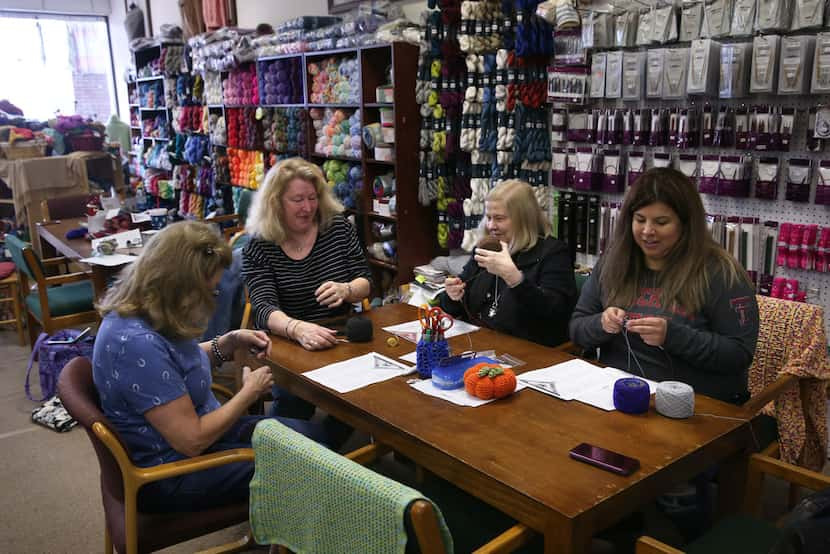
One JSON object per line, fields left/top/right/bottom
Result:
{"left": 248, "top": 304, "right": 755, "bottom": 553}
{"left": 36, "top": 217, "right": 135, "bottom": 298}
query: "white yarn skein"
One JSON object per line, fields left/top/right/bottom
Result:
{"left": 655, "top": 381, "right": 695, "bottom": 419}
{"left": 496, "top": 49, "right": 509, "bottom": 69}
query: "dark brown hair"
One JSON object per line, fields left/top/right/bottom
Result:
{"left": 600, "top": 167, "right": 750, "bottom": 313}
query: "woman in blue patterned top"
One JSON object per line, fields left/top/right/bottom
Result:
{"left": 93, "top": 221, "right": 327, "bottom": 512}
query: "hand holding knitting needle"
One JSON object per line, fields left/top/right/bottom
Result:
{"left": 625, "top": 317, "right": 668, "bottom": 347}
{"left": 444, "top": 277, "right": 465, "bottom": 301}
{"left": 474, "top": 241, "right": 523, "bottom": 287}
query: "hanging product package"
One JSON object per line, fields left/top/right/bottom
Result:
{"left": 551, "top": 108, "right": 567, "bottom": 142}
{"left": 677, "top": 108, "right": 699, "bottom": 149}
{"left": 750, "top": 35, "right": 780, "bottom": 93}
{"left": 573, "top": 148, "right": 598, "bottom": 191}
{"left": 811, "top": 33, "right": 830, "bottom": 93}
{"left": 699, "top": 155, "right": 721, "bottom": 194}
{"left": 749, "top": 106, "right": 773, "bottom": 151}
{"left": 735, "top": 105, "right": 750, "bottom": 149}
{"left": 755, "top": 157, "right": 780, "bottom": 200}
{"left": 701, "top": 0, "right": 733, "bottom": 38}
{"left": 602, "top": 150, "right": 623, "bottom": 193}
{"left": 552, "top": 148, "right": 568, "bottom": 187}
{"left": 719, "top": 42, "right": 751, "bottom": 98}
{"left": 590, "top": 52, "right": 607, "bottom": 98}
{"left": 718, "top": 155, "right": 751, "bottom": 197}
{"left": 652, "top": 152, "right": 672, "bottom": 169}
{"left": 627, "top": 151, "right": 646, "bottom": 186}
{"left": 714, "top": 105, "right": 736, "bottom": 147}
{"left": 816, "top": 161, "right": 830, "bottom": 205}
{"left": 756, "top": 0, "right": 793, "bottom": 32}
{"left": 731, "top": 0, "right": 756, "bottom": 36}
{"left": 566, "top": 148, "right": 577, "bottom": 188}
{"left": 566, "top": 109, "right": 591, "bottom": 143}
{"left": 778, "top": 35, "right": 815, "bottom": 94}
{"left": 646, "top": 49, "right": 665, "bottom": 98}
{"left": 632, "top": 108, "right": 651, "bottom": 146}
{"left": 604, "top": 51, "right": 623, "bottom": 99}
{"left": 614, "top": 10, "right": 638, "bottom": 47}
{"left": 786, "top": 158, "right": 812, "bottom": 202}
{"left": 680, "top": 2, "right": 704, "bottom": 41}
{"left": 791, "top": 0, "right": 825, "bottom": 30}
{"left": 648, "top": 108, "right": 668, "bottom": 147}
{"left": 701, "top": 104, "right": 716, "bottom": 146}
{"left": 780, "top": 108, "right": 795, "bottom": 151}
{"left": 687, "top": 39, "right": 721, "bottom": 95}
{"left": 662, "top": 48, "right": 690, "bottom": 99}
{"left": 636, "top": 9, "right": 653, "bottom": 46}
{"left": 651, "top": 6, "right": 677, "bottom": 44}
{"left": 622, "top": 51, "right": 646, "bottom": 100}
{"left": 676, "top": 154, "right": 699, "bottom": 182}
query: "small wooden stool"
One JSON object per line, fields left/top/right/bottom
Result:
{"left": 0, "top": 273, "right": 25, "bottom": 346}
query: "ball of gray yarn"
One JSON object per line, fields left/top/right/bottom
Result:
{"left": 655, "top": 381, "right": 695, "bottom": 419}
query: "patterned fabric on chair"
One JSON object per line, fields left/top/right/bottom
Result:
{"left": 748, "top": 295, "right": 830, "bottom": 470}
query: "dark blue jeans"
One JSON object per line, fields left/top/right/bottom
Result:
{"left": 137, "top": 415, "right": 328, "bottom": 513}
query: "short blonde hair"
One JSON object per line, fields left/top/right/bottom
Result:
{"left": 97, "top": 221, "right": 232, "bottom": 340}
{"left": 485, "top": 180, "right": 550, "bottom": 253}
{"left": 245, "top": 157, "right": 343, "bottom": 243}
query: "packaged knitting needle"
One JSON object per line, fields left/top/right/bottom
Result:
{"left": 731, "top": 0, "right": 756, "bottom": 36}
{"left": 701, "top": 0, "right": 733, "bottom": 38}
{"left": 791, "top": 0, "right": 825, "bottom": 30}
{"left": 756, "top": 0, "right": 793, "bottom": 32}
{"left": 680, "top": 2, "right": 704, "bottom": 41}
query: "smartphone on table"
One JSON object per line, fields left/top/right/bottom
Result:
{"left": 568, "top": 443, "right": 640, "bottom": 476}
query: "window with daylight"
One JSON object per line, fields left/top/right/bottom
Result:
{"left": 0, "top": 12, "right": 117, "bottom": 122}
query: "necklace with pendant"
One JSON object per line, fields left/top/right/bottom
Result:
{"left": 488, "top": 278, "right": 500, "bottom": 318}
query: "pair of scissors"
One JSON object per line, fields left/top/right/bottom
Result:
{"left": 417, "top": 304, "right": 454, "bottom": 336}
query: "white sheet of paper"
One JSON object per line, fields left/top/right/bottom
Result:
{"left": 409, "top": 379, "right": 528, "bottom": 407}
{"left": 302, "top": 352, "right": 415, "bottom": 393}
{"left": 80, "top": 254, "right": 136, "bottom": 267}
{"left": 518, "top": 359, "right": 658, "bottom": 411}
{"left": 105, "top": 208, "right": 121, "bottom": 219}
{"left": 131, "top": 212, "right": 151, "bottom": 223}
{"left": 399, "top": 351, "right": 417, "bottom": 364}
{"left": 382, "top": 319, "right": 480, "bottom": 344}
{"left": 91, "top": 229, "right": 142, "bottom": 251}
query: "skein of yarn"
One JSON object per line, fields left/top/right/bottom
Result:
{"left": 655, "top": 381, "right": 695, "bottom": 419}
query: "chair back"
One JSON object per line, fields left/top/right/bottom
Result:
{"left": 42, "top": 193, "right": 91, "bottom": 221}
{"left": 57, "top": 357, "right": 131, "bottom": 544}
{"left": 4, "top": 234, "right": 41, "bottom": 282}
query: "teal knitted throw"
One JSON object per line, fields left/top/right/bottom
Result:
{"left": 250, "top": 419, "right": 453, "bottom": 554}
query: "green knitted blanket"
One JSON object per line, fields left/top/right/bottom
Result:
{"left": 250, "top": 419, "right": 453, "bottom": 553}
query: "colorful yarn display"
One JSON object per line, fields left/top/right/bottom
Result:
{"left": 183, "top": 135, "right": 209, "bottom": 165}
{"left": 142, "top": 114, "right": 168, "bottom": 139}
{"left": 139, "top": 81, "right": 164, "bottom": 108}
{"left": 204, "top": 72, "right": 223, "bottom": 105}
{"left": 212, "top": 147, "right": 230, "bottom": 184}
{"left": 322, "top": 159, "right": 362, "bottom": 209}
{"left": 228, "top": 147, "right": 264, "bottom": 189}
{"left": 226, "top": 107, "right": 260, "bottom": 150}
{"left": 310, "top": 108, "right": 362, "bottom": 159}
{"left": 144, "top": 142, "right": 171, "bottom": 171}
{"left": 262, "top": 108, "right": 306, "bottom": 153}
{"left": 308, "top": 57, "right": 360, "bottom": 104}
{"left": 258, "top": 57, "right": 303, "bottom": 105}
{"left": 174, "top": 106, "right": 205, "bottom": 134}
{"left": 209, "top": 114, "right": 226, "bottom": 146}
{"left": 223, "top": 64, "right": 259, "bottom": 106}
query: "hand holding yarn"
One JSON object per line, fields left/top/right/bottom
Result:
{"left": 625, "top": 317, "right": 668, "bottom": 347}
{"left": 601, "top": 307, "right": 627, "bottom": 334}
{"left": 444, "top": 276, "right": 466, "bottom": 301}
{"left": 474, "top": 241, "right": 520, "bottom": 283}
{"left": 294, "top": 321, "right": 338, "bottom": 351}
{"left": 241, "top": 365, "right": 274, "bottom": 399}
{"left": 233, "top": 329, "right": 272, "bottom": 360}
{"left": 315, "top": 280, "right": 349, "bottom": 308}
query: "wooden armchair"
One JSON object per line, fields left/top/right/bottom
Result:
{"left": 636, "top": 447, "right": 830, "bottom": 553}
{"left": 58, "top": 357, "right": 255, "bottom": 554}
{"left": 5, "top": 234, "right": 97, "bottom": 346}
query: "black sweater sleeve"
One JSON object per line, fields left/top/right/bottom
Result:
{"left": 663, "top": 272, "right": 759, "bottom": 375}
{"left": 241, "top": 238, "right": 281, "bottom": 330}
{"left": 568, "top": 265, "right": 617, "bottom": 349}
{"left": 510, "top": 241, "right": 576, "bottom": 320}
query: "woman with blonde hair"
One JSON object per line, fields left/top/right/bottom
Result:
{"left": 438, "top": 179, "right": 577, "bottom": 346}
{"left": 569, "top": 168, "right": 759, "bottom": 404}
{"left": 242, "top": 157, "right": 370, "bottom": 433}
{"left": 93, "top": 221, "right": 327, "bottom": 512}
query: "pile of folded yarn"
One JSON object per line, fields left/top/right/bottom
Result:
{"left": 308, "top": 57, "right": 360, "bottom": 104}
{"left": 310, "top": 108, "right": 361, "bottom": 159}
{"left": 228, "top": 147, "right": 264, "bottom": 189}
{"left": 223, "top": 64, "right": 259, "bottom": 106}
{"left": 262, "top": 108, "right": 306, "bottom": 153}
{"left": 322, "top": 160, "right": 362, "bottom": 209}
{"left": 259, "top": 58, "right": 303, "bottom": 105}
{"left": 226, "top": 107, "right": 259, "bottom": 150}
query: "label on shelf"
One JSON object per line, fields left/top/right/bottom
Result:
{"left": 373, "top": 200, "right": 392, "bottom": 217}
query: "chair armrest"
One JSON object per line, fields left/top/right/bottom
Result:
{"left": 133, "top": 448, "right": 255, "bottom": 485}
{"left": 211, "top": 383, "right": 235, "bottom": 401}
{"left": 344, "top": 443, "right": 391, "bottom": 466}
{"left": 741, "top": 374, "right": 798, "bottom": 417}
{"left": 43, "top": 272, "right": 92, "bottom": 286}
{"left": 41, "top": 256, "right": 72, "bottom": 266}
{"left": 635, "top": 537, "right": 683, "bottom": 554}
{"left": 473, "top": 523, "right": 534, "bottom": 554}
{"left": 749, "top": 451, "right": 830, "bottom": 493}
{"left": 240, "top": 301, "right": 252, "bottom": 330}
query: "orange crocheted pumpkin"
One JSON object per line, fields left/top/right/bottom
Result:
{"left": 464, "top": 363, "right": 517, "bottom": 400}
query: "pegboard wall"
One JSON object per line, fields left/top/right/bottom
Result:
{"left": 551, "top": 23, "right": 830, "bottom": 338}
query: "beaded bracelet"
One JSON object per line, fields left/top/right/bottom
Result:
{"left": 211, "top": 335, "right": 231, "bottom": 364}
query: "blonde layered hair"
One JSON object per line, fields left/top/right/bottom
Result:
{"left": 485, "top": 179, "right": 551, "bottom": 254}
{"left": 245, "top": 157, "right": 343, "bottom": 244}
{"left": 97, "top": 221, "right": 232, "bottom": 340}
{"left": 600, "top": 168, "right": 750, "bottom": 314}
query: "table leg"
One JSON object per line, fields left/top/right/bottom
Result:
{"left": 91, "top": 267, "right": 108, "bottom": 300}
{"left": 717, "top": 449, "right": 749, "bottom": 517}
{"left": 544, "top": 521, "right": 592, "bottom": 554}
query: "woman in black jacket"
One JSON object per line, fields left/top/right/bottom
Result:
{"left": 438, "top": 180, "right": 577, "bottom": 346}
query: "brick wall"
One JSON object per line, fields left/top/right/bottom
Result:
{"left": 72, "top": 73, "right": 112, "bottom": 122}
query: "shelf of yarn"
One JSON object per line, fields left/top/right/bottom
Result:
{"left": 172, "top": 106, "right": 206, "bottom": 135}
{"left": 321, "top": 159, "right": 362, "bottom": 211}
{"left": 306, "top": 55, "right": 360, "bottom": 105}
{"left": 138, "top": 80, "right": 165, "bottom": 109}
{"left": 223, "top": 64, "right": 259, "bottom": 106}
{"left": 262, "top": 107, "right": 306, "bottom": 154}
{"left": 226, "top": 107, "right": 261, "bottom": 151}
{"left": 258, "top": 57, "right": 303, "bottom": 106}
{"left": 208, "top": 112, "right": 227, "bottom": 148}
{"left": 309, "top": 107, "right": 362, "bottom": 160}
{"left": 228, "top": 147, "right": 264, "bottom": 189}
{"left": 204, "top": 72, "right": 224, "bottom": 106}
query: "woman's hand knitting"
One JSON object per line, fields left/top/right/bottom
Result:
{"left": 294, "top": 321, "right": 338, "bottom": 351}
{"left": 232, "top": 329, "right": 271, "bottom": 359}
{"left": 625, "top": 317, "right": 668, "bottom": 347}
{"left": 474, "top": 241, "right": 523, "bottom": 286}
{"left": 444, "top": 276, "right": 466, "bottom": 301}
{"left": 240, "top": 365, "right": 274, "bottom": 400}
{"left": 601, "top": 307, "right": 626, "bottom": 334}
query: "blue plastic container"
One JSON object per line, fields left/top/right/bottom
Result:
{"left": 431, "top": 354, "right": 500, "bottom": 390}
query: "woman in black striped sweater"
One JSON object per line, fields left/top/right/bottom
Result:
{"left": 242, "top": 158, "right": 371, "bottom": 428}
